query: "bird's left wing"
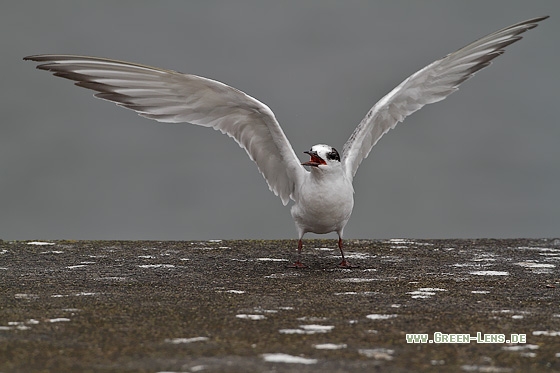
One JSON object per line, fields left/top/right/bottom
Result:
{"left": 342, "top": 16, "right": 548, "bottom": 179}
{"left": 24, "top": 55, "right": 306, "bottom": 205}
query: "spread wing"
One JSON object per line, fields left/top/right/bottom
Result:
{"left": 342, "top": 16, "right": 548, "bottom": 179}
{"left": 24, "top": 55, "right": 306, "bottom": 205}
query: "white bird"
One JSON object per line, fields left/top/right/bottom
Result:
{"left": 25, "top": 16, "right": 547, "bottom": 267}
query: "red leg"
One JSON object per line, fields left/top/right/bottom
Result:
{"left": 287, "top": 239, "right": 308, "bottom": 268}
{"left": 338, "top": 237, "right": 358, "bottom": 268}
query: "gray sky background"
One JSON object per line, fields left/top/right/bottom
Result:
{"left": 2, "top": 1, "right": 559, "bottom": 241}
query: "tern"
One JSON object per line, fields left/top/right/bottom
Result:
{"left": 25, "top": 16, "right": 547, "bottom": 268}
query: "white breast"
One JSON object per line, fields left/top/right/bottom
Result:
{"left": 291, "top": 168, "right": 354, "bottom": 235}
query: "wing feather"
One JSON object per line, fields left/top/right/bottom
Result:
{"left": 24, "top": 55, "right": 306, "bottom": 205}
{"left": 342, "top": 16, "right": 548, "bottom": 179}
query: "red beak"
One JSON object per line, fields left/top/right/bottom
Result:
{"left": 302, "top": 151, "right": 326, "bottom": 167}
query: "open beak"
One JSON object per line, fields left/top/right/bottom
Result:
{"left": 302, "top": 151, "right": 326, "bottom": 167}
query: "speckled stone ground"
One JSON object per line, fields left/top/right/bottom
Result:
{"left": 1, "top": 238, "right": 559, "bottom": 372}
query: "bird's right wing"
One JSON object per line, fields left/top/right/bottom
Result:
{"left": 342, "top": 16, "right": 548, "bottom": 179}
{"left": 24, "top": 55, "right": 306, "bottom": 205}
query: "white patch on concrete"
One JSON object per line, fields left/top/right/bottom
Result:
{"left": 517, "top": 247, "right": 560, "bottom": 252}
{"left": 75, "top": 292, "right": 96, "bottom": 296}
{"left": 48, "top": 318, "right": 70, "bottom": 323}
{"left": 165, "top": 337, "right": 209, "bottom": 344}
{"left": 261, "top": 353, "right": 317, "bottom": 364}
{"left": 300, "top": 325, "right": 334, "bottom": 332}
{"left": 515, "top": 262, "right": 555, "bottom": 273}
{"left": 408, "top": 288, "right": 446, "bottom": 299}
{"left": 226, "top": 290, "right": 245, "bottom": 294}
{"left": 334, "top": 291, "right": 377, "bottom": 296}
{"left": 461, "top": 365, "right": 512, "bottom": 372}
{"left": 279, "top": 324, "right": 334, "bottom": 334}
{"left": 366, "top": 314, "right": 398, "bottom": 320}
{"left": 297, "top": 316, "right": 328, "bottom": 322}
{"left": 15, "top": 293, "right": 39, "bottom": 299}
{"left": 470, "top": 271, "right": 509, "bottom": 276}
{"left": 264, "top": 273, "right": 301, "bottom": 279}
{"left": 388, "top": 239, "right": 411, "bottom": 244}
{"left": 533, "top": 330, "right": 560, "bottom": 336}
{"left": 7, "top": 321, "right": 32, "bottom": 330}
{"left": 278, "top": 329, "right": 307, "bottom": 334}
{"left": 358, "top": 348, "right": 394, "bottom": 360}
{"left": 516, "top": 261, "right": 555, "bottom": 268}
{"left": 419, "top": 287, "right": 446, "bottom": 292}
{"left": 257, "top": 258, "right": 288, "bottom": 262}
{"left": 313, "top": 343, "right": 347, "bottom": 350}
{"left": 236, "top": 314, "right": 266, "bottom": 320}
{"left": 27, "top": 241, "right": 55, "bottom": 245}
{"left": 336, "top": 252, "right": 373, "bottom": 260}
{"left": 502, "top": 344, "right": 539, "bottom": 351}
{"left": 336, "top": 278, "right": 377, "bottom": 283}
{"left": 138, "top": 264, "right": 175, "bottom": 268}
{"left": 255, "top": 308, "right": 278, "bottom": 314}
{"left": 52, "top": 293, "right": 95, "bottom": 298}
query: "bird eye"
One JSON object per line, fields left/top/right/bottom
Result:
{"left": 327, "top": 148, "right": 340, "bottom": 161}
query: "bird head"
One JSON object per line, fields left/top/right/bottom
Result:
{"left": 302, "top": 144, "right": 340, "bottom": 168}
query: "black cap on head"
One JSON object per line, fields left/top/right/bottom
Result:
{"left": 326, "top": 147, "right": 340, "bottom": 162}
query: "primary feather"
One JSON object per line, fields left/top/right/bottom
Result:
{"left": 341, "top": 16, "right": 549, "bottom": 179}
{"left": 22, "top": 55, "right": 306, "bottom": 205}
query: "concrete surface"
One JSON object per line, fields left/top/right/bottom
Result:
{"left": 1, "top": 238, "right": 559, "bottom": 372}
